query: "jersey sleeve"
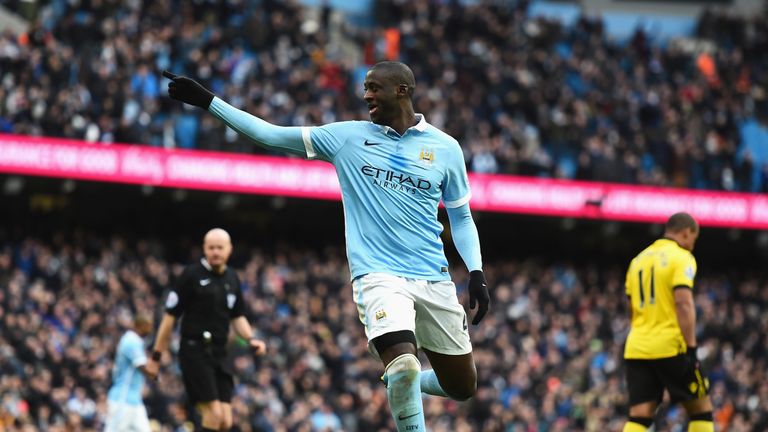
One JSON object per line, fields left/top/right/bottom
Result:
{"left": 442, "top": 142, "right": 471, "bottom": 208}
{"left": 124, "top": 336, "right": 147, "bottom": 368}
{"left": 446, "top": 203, "right": 482, "bottom": 271}
{"left": 229, "top": 274, "right": 246, "bottom": 319}
{"left": 165, "top": 266, "right": 192, "bottom": 317}
{"left": 671, "top": 254, "right": 697, "bottom": 289}
{"left": 208, "top": 97, "right": 308, "bottom": 157}
{"left": 308, "top": 121, "right": 358, "bottom": 162}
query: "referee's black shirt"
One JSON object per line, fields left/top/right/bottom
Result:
{"left": 164, "top": 258, "right": 245, "bottom": 346}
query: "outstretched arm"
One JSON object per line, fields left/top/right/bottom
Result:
{"left": 208, "top": 97, "right": 310, "bottom": 156}
{"left": 446, "top": 203, "right": 489, "bottom": 325}
{"left": 163, "top": 71, "right": 311, "bottom": 157}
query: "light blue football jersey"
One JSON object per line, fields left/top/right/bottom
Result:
{"left": 107, "top": 330, "right": 147, "bottom": 406}
{"left": 305, "top": 114, "right": 471, "bottom": 281}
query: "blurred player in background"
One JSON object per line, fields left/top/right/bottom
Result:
{"left": 105, "top": 313, "right": 154, "bottom": 432}
{"left": 163, "top": 61, "right": 491, "bottom": 432}
{"left": 623, "top": 212, "right": 714, "bottom": 432}
{"left": 145, "top": 228, "right": 266, "bottom": 432}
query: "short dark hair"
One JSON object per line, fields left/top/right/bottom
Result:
{"left": 665, "top": 212, "right": 698, "bottom": 233}
{"left": 134, "top": 313, "right": 153, "bottom": 327}
{"left": 371, "top": 61, "right": 416, "bottom": 97}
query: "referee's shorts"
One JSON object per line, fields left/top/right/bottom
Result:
{"left": 179, "top": 339, "right": 234, "bottom": 404}
{"left": 625, "top": 354, "right": 710, "bottom": 406}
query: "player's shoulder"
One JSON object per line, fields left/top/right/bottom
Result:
{"left": 316, "top": 120, "right": 371, "bottom": 132}
{"left": 631, "top": 242, "right": 656, "bottom": 261}
{"left": 626, "top": 252, "right": 643, "bottom": 274}
{"left": 313, "top": 120, "right": 381, "bottom": 146}
{"left": 667, "top": 242, "right": 695, "bottom": 262}
{"left": 121, "top": 331, "right": 142, "bottom": 347}
{"left": 676, "top": 251, "right": 696, "bottom": 269}
{"left": 422, "top": 123, "right": 460, "bottom": 148}
{"left": 421, "top": 125, "right": 463, "bottom": 167}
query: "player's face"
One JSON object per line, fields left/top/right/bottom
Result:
{"left": 135, "top": 320, "right": 153, "bottom": 337}
{"left": 204, "top": 237, "right": 232, "bottom": 268}
{"left": 680, "top": 228, "right": 699, "bottom": 251}
{"left": 363, "top": 70, "right": 401, "bottom": 125}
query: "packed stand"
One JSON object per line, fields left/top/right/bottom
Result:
{"left": 0, "top": 234, "right": 766, "bottom": 431}
{"left": 372, "top": 2, "right": 768, "bottom": 191}
{"left": 1, "top": 1, "right": 768, "bottom": 191}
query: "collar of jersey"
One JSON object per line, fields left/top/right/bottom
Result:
{"left": 201, "top": 257, "right": 227, "bottom": 273}
{"left": 656, "top": 238, "right": 680, "bottom": 247}
{"left": 377, "top": 113, "right": 428, "bottom": 136}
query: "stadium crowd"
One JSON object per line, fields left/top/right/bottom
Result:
{"left": 1, "top": 1, "right": 768, "bottom": 191}
{"left": 0, "top": 234, "right": 766, "bottom": 431}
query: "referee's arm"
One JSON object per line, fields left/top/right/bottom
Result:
{"left": 232, "top": 316, "right": 266, "bottom": 356}
{"left": 145, "top": 313, "right": 176, "bottom": 379}
{"left": 152, "top": 313, "right": 177, "bottom": 357}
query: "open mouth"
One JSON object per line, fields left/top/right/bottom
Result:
{"left": 368, "top": 105, "right": 378, "bottom": 115}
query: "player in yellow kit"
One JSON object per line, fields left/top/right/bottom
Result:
{"left": 622, "top": 213, "right": 714, "bottom": 432}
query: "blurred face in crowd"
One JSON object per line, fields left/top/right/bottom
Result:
{"left": 203, "top": 228, "right": 232, "bottom": 272}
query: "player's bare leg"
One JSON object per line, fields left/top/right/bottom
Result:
{"left": 379, "top": 338, "right": 426, "bottom": 432}
{"left": 219, "top": 402, "right": 234, "bottom": 431}
{"left": 197, "top": 400, "right": 225, "bottom": 432}
{"left": 422, "top": 349, "right": 477, "bottom": 401}
{"left": 682, "top": 397, "right": 714, "bottom": 432}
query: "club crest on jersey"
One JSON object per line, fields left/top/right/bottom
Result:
{"left": 685, "top": 266, "right": 695, "bottom": 279}
{"left": 375, "top": 309, "right": 387, "bottom": 321}
{"left": 418, "top": 148, "right": 434, "bottom": 166}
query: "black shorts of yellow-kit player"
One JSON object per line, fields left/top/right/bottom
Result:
{"left": 625, "top": 354, "right": 709, "bottom": 406}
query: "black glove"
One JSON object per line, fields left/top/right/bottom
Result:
{"left": 162, "top": 70, "right": 215, "bottom": 110}
{"left": 468, "top": 270, "right": 490, "bottom": 325}
{"left": 685, "top": 346, "right": 709, "bottom": 396}
{"left": 686, "top": 346, "right": 700, "bottom": 369}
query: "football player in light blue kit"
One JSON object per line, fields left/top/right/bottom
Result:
{"left": 105, "top": 313, "right": 154, "bottom": 432}
{"left": 163, "top": 61, "right": 490, "bottom": 431}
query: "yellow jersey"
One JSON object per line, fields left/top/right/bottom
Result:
{"left": 624, "top": 238, "right": 697, "bottom": 359}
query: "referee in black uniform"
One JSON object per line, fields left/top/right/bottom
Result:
{"left": 145, "top": 228, "right": 266, "bottom": 432}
